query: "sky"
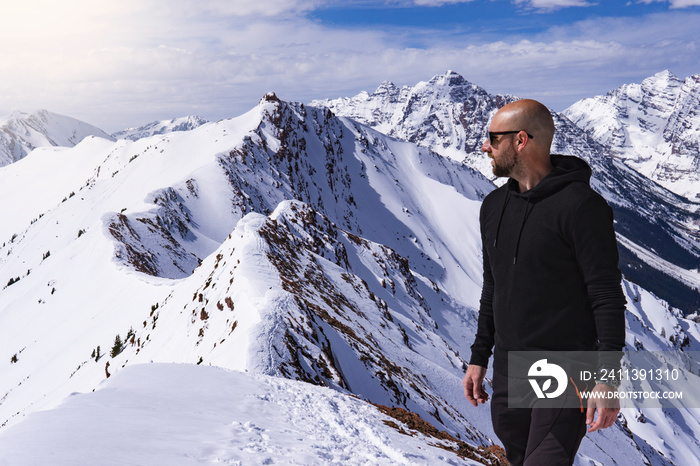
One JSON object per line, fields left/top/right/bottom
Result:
{"left": 0, "top": 0, "right": 698, "bottom": 133}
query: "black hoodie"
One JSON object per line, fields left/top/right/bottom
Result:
{"left": 469, "top": 155, "right": 626, "bottom": 375}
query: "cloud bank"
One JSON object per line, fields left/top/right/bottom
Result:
{"left": 0, "top": 0, "right": 697, "bottom": 131}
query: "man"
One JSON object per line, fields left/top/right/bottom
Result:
{"left": 463, "top": 99, "right": 626, "bottom": 465}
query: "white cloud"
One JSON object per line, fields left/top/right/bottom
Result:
{"left": 0, "top": 1, "right": 697, "bottom": 132}
{"left": 168, "top": 0, "right": 324, "bottom": 17}
{"left": 411, "top": 0, "right": 475, "bottom": 6}
{"left": 512, "top": 0, "right": 596, "bottom": 10}
{"left": 637, "top": 0, "right": 700, "bottom": 7}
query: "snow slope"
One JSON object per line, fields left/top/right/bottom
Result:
{"left": 0, "top": 364, "right": 491, "bottom": 466}
{"left": 0, "top": 109, "right": 114, "bottom": 167}
{"left": 1, "top": 93, "right": 699, "bottom": 465}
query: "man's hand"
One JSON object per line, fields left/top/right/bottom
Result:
{"left": 586, "top": 383, "right": 620, "bottom": 432}
{"left": 463, "top": 364, "right": 488, "bottom": 407}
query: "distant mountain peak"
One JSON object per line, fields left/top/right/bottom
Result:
{"left": 5, "top": 109, "right": 50, "bottom": 121}
{"left": 261, "top": 92, "right": 282, "bottom": 103}
{"left": 111, "top": 115, "right": 209, "bottom": 141}
{"left": 564, "top": 70, "right": 700, "bottom": 201}
{"left": 0, "top": 109, "right": 113, "bottom": 167}
{"left": 650, "top": 69, "right": 678, "bottom": 80}
{"left": 428, "top": 70, "right": 470, "bottom": 87}
{"left": 311, "top": 71, "right": 515, "bottom": 167}
{"left": 641, "top": 69, "right": 682, "bottom": 92}
{"left": 373, "top": 81, "right": 399, "bottom": 95}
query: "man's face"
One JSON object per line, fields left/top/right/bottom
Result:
{"left": 482, "top": 129, "right": 519, "bottom": 178}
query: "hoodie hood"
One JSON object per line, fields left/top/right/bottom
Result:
{"left": 496, "top": 155, "right": 593, "bottom": 264}
{"left": 507, "top": 154, "right": 592, "bottom": 199}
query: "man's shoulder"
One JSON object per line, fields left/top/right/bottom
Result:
{"left": 483, "top": 183, "right": 508, "bottom": 205}
{"left": 480, "top": 184, "right": 508, "bottom": 221}
{"left": 561, "top": 182, "right": 610, "bottom": 209}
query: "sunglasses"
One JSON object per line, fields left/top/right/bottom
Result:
{"left": 488, "top": 130, "right": 534, "bottom": 145}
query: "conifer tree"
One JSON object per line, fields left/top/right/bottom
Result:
{"left": 110, "top": 335, "right": 123, "bottom": 358}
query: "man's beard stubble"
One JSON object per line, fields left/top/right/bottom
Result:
{"left": 491, "top": 142, "right": 518, "bottom": 178}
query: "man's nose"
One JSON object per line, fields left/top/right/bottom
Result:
{"left": 481, "top": 139, "right": 491, "bottom": 152}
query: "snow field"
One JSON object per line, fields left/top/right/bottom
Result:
{"left": 0, "top": 363, "right": 482, "bottom": 466}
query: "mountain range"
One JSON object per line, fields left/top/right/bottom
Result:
{"left": 111, "top": 115, "right": 209, "bottom": 141}
{"left": 0, "top": 73, "right": 699, "bottom": 465}
{"left": 564, "top": 70, "right": 700, "bottom": 202}
{"left": 313, "top": 71, "right": 700, "bottom": 315}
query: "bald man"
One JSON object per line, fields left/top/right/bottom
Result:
{"left": 463, "top": 100, "right": 626, "bottom": 465}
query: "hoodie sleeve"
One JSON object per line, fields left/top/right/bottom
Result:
{"left": 572, "top": 194, "right": 627, "bottom": 370}
{"left": 469, "top": 206, "right": 496, "bottom": 368}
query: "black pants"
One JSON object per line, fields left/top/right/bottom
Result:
{"left": 491, "top": 370, "right": 587, "bottom": 466}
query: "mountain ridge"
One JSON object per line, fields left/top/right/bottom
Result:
{"left": 1, "top": 89, "right": 699, "bottom": 465}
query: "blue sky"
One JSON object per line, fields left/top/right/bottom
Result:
{"left": 0, "top": 0, "right": 698, "bottom": 132}
{"left": 311, "top": 0, "right": 671, "bottom": 31}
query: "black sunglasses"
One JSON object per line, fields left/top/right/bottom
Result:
{"left": 488, "top": 130, "right": 534, "bottom": 145}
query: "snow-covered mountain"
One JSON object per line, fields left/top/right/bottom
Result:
{"left": 111, "top": 115, "right": 209, "bottom": 141}
{"left": 0, "top": 94, "right": 491, "bottom": 435}
{"left": 564, "top": 70, "right": 700, "bottom": 202}
{"left": 1, "top": 92, "right": 700, "bottom": 464}
{"left": 0, "top": 109, "right": 114, "bottom": 166}
{"left": 313, "top": 70, "right": 517, "bottom": 178}
{"left": 313, "top": 71, "right": 700, "bottom": 316}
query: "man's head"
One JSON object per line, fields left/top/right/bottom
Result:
{"left": 482, "top": 99, "right": 555, "bottom": 179}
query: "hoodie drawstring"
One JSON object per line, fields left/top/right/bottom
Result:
{"left": 513, "top": 200, "right": 534, "bottom": 265}
{"left": 493, "top": 190, "right": 511, "bottom": 248}
{"left": 493, "top": 189, "right": 535, "bottom": 265}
